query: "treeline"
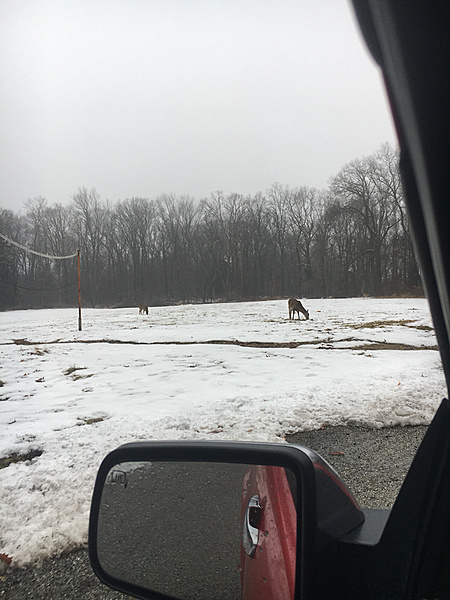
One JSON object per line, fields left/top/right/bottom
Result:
{"left": 0, "top": 144, "right": 421, "bottom": 310}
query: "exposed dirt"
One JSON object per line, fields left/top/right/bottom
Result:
{"left": 4, "top": 337, "right": 439, "bottom": 351}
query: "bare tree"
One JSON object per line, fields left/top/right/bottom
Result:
{"left": 0, "top": 209, "right": 25, "bottom": 308}
{"left": 155, "top": 194, "right": 200, "bottom": 302}
{"left": 1, "top": 143, "right": 421, "bottom": 309}
{"left": 111, "top": 198, "right": 158, "bottom": 303}
{"left": 267, "top": 183, "right": 292, "bottom": 296}
{"left": 330, "top": 145, "right": 403, "bottom": 295}
{"left": 72, "top": 188, "right": 109, "bottom": 306}
{"left": 286, "top": 186, "right": 320, "bottom": 297}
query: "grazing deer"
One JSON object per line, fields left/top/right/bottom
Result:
{"left": 288, "top": 298, "right": 309, "bottom": 320}
{"left": 139, "top": 305, "right": 148, "bottom": 315}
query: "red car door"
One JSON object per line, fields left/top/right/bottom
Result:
{"left": 241, "top": 465, "right": 297, "bottom": 600}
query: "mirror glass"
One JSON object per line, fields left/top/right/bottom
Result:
{"left": 96, "top": 460, "right": 297, "bottom": 600}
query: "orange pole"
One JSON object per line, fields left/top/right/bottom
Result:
{"left": 77, "top": 249, "right": 82, "bottom": 331}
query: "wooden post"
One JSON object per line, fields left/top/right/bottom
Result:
{"left": 77, "top": 249, "right": 82, "bottom": 331}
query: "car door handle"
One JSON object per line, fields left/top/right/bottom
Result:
{"left": 242, "top": 495, "right": 263, "bottom": 558}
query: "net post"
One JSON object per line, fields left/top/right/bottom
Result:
{"left": 77, "top": 249, "right": 82, "bottom": 331}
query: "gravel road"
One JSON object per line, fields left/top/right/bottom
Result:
{"left": 0, "top": 425, "right": 428, "bottom": 599}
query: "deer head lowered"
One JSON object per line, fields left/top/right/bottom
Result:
{"left": 288, "top": 298, "right": 309, "bottom": 320}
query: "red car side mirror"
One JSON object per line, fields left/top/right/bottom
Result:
{"left": 89, "top": 440, "right": 363, "bottom": 600}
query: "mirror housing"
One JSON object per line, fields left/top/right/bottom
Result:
{"left": 89, "top": 441, "right": 364, "bottom": 600}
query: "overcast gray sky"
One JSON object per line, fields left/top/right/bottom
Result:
{"left": 1, "top": 0, "right": 396, "bottom": 213}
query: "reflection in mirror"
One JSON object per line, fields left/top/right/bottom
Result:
{"left": 96, "top": 461, "right": 297, "bottom": 600}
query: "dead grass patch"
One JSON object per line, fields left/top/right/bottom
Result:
{"left": 350, "top": 342, "right": 438, "bottom": 351}
{"left": 0, "top": 449, "right": 43, "bottom": 470}
{"left": 350, "top": 319, "right": 415, "bottom": 329}
{"left": 30, "top": 347, "right": 49, "bottom": 356}
{"left": 12, "top": 338, "right": 33, "bottom": 345}
{"left": 77, "top": 417, "right": 105, "bottom": 426}
{"left": 63, "top": 366, "right": 94, "bottom": 380}
{"left": 72, "top": 373, "right": 93, "bottom": 381}
{"left": 64, "top": 366, "right": 85, "bottom": 376}
{"left": 349, "top": 319, "right": 434, "bottom": 332}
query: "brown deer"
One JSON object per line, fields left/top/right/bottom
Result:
{"left": 138, "top": 305, "right": 148, "bottom": 315}
{"left": 288, "top": 298, "right": 309, "bottom": 320}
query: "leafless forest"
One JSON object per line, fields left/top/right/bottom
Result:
{"left": 0, "top": 144, "right": 421, "bottom": 310}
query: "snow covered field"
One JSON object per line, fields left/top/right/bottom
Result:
{"left": 0, "top": 298, "right": 446, "bottom": 567}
